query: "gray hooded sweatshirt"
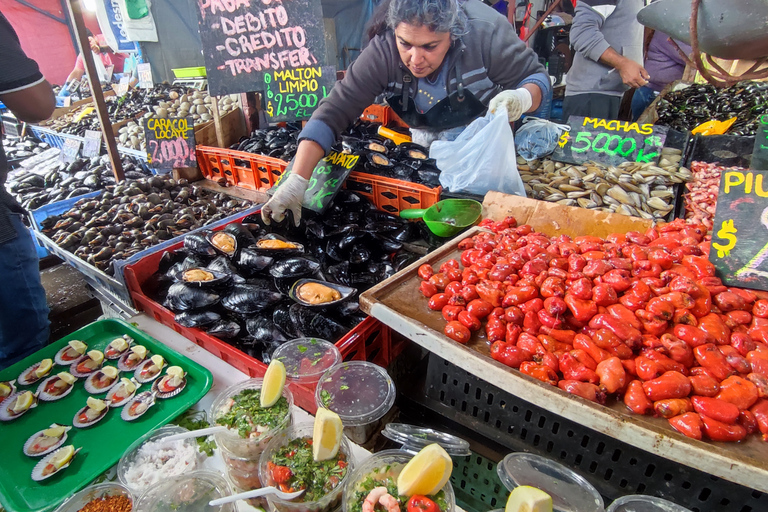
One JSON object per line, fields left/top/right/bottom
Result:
{"left": 565, "top": 0, "right": 644, "bottom": 98}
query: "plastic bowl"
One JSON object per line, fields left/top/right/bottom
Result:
{"left": 606, "top": 495, "right": 692, "bottom": 512}
{"left": 272, "top": 338, "right": 341, "bottom": 385}
{"left": 118, "top": 424, "right": 200, "bottom": 495}
{"left": 259, "top": 422, "right": 354, "bottom": 512}
{"left": 53, "top": 482, "right": 133, "bottom": 512}
{"left": 342, "top": 449, "right": 456, "bottom": 512}
{"left": 135, "top": 470, "right": 234, "bottom": 512}
{"left": 209, "top": 378, "right": 294, "bottom": 458}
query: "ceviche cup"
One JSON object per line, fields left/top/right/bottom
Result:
{"left": 342, "top": 450, "right": 455, "bottom": 512}
{"left": 53, "top": 482, "right": 133, "bottom": 512}
{"left": 259, "top": 423, "right": 354, "bottom": 512}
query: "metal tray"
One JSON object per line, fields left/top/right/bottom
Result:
{"left": 359, "top": 217, "right": 768, "bottom": 494}
{"left": 0, "top": 318, "right": 213, "bottom": 512}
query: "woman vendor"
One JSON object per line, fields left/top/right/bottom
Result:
{"left": 262, "top": 0, "right": 550, "bottom": 225}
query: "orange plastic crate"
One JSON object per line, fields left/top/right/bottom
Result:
{"left": 345, "top": 171, "right": 441, "bottom": 214}
{"left": 360, "top": 104, "right": 409, "bottom": 129}
{"left": 196, "top": 145, "right": 287, "bottom": 191}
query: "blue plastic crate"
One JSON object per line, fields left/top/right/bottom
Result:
{"left": 28, "top": 191, "right": 102, "bottom": 258}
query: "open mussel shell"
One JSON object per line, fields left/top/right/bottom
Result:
{"left": 73, "top": 402, "right": 110, "bottom": 428}
{"left": 70, "top": 354, "right": 103, "bottom": 378}
{"left": 121, "top": 391, "right": 157, "bottom": 421}
{"left": 396, "top": 141, "right": 429, "bottom": 160}
{"left": 173, "top": 267, "right": 230, "bottom": 287}
{"left": 269, "top": 256, "right": 322, "bottom": 279}
{"left": 104, "top": 335, "right": 133, "bottom": 360}
{"left": 37, "top": 375, "right": 77, "bottom": 401}
{"left": 289, "top": 279, "right": 357, "bottom": 309}
{"left": 31, "top": 446, "right": 81, "bottom": 481}
{"left": 117, "top": 350, "right": 148, "bottom": 372}
{"left": 17, "top": 361, "right": 52, "bottom": 386}
{"left": 152, "top": 373, "right": 187, "bottom": 399}
{"left": 55, "top": 344, "right": 87, "bottom": 366}
{"left": 0, "top": 391, "right": 39, "bottom": 421}
{"left": 253, "top": 236, "right": 305, "bottom": 256}
{"left": 207, "top": 230, "right": 238, "bottom": 257}
{"left": 23, "top": 425, "right": 71, "bottom": 457}
{"left": 365, "top": 151, "right": 393, "bottom": 169}
{"left": 364, "top": 140, "right": 389, "bottom": 154}
{"left": 106, "top": 379, "right": 138, "bottom": 407}
{"left": 0, "top": 380, "right": 16, "bottom": 400}
{"left": 84, "top": 368, "right": 120, "bottom": 394}
{"left": 134, "top": 359, "right": 164, "bottom": 384}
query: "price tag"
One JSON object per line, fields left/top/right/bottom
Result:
{"left": 552, "top": 116, "right": 669, "bottom": 166}
{"left": 751, "top": 114, "right": 768, "bottom": 171}
{"left": 137, "top": 63, "right": 153, "bottom": 89}
{"left": 272, "top": 149, "right": 359, "bottom": 214}
{"left": 60, "top": 138, "right": 82, "bottom": 164}
{"left": 62, "top": 96, "right": 72, "bottom": 108}
{"left": 143, "top": 116, "right": 197, "bottom": 169}
{"left": 263, "top": 66, "right": 337, "bottom": 123}
{"left": 82, "top": 130, "right": 102, "bottom": 158}
{"left": 709, "top": 169, "right": 768, "bottom": 290}
{"left": 112, "top": 76, "right": 130, "bottom": 97}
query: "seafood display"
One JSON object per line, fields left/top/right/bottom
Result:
{"left": 214, "top": 388, "right": 290, "bottom": 439}
{"left": 71, "top": 350, "right": 105, "bottom": 378}
{"left": 107, "top": 377, "right": 138, "bottom": 407}
{"left": 3, "top": 137, "right": 49, "bottom": 164}
{"left": 31, "top": 445, "right": 81, "bottom": 481}
{"left": 122, "top": 391, "right": 157, "bottom": 421}
{"left": 135, "top": 354, "right": 166, "bottom": 383}
{"left": 23, "top": 424, "right": 71, "bottom": 457}
{"left": 118, "top": 345, "right": 149, "bottom": 371}
{"left": 17, "top": 358, "right": 53, "bottom": 386}
{"left": 152, "top": 366, "right": 187, "bottom": 398}
{"left": 55, "top": 340, "right": 88, "bottom": 365}
{"left": 105, "top": 335, "right": 133, "bottom": 360}
{"left": 84, "top": 366, "right": 120, "bottom": 394}
{"left": 39, "top": 174, "right": 253, "bottom": 275}
{"left": 684, "top": 162, "right": 741, "bottom": 230}
{"left": 73, "top": 397, "right": 110, "bottom": 428}
{"left": 656, "top": 81, "right": 768, "bottom": 136}
{"left": 38, "top": 372, "right": 77, "bottom": 401}
{"left": 120, "top": 432, "right": 199, "bottom": 493}
{"left": 0, "top": 390, "right": 38, "bottom": 421}
{"left": 517, "top": 148, "right": 690, "bottom": 220}
{"left": 230, "top": 125, "right": 300, "bottom": 161}
{"left": 416, "top": 215, "right": 768, "bottom": 443}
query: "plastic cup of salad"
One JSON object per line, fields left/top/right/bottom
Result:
{"left": 315, "top": 361, "right": 396, "bottom": 444}
{"left": 134, "top": 470, "right": 234, "bottom": 512}
{"left": 606, "top": 495, "right": 692, "bottom": 512}
{"left": 497, "top": 452, "right": 604, "bottom": 512}
{"left": 258, "top": 422, "right": 354, "bottom": 512}
{"left": 342, "top": 450, "right": 456, "bottom": 512}
{"left": 272, "top": 338, "right": 341, "bottom": 386}
{"left": 53, "top": 482, "right": 133, "bottom": 512}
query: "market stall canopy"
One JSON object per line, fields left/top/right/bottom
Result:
{"left": 637, "top": 0, "right": 768, "bottom": 60}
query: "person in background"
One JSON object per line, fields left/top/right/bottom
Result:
{"left": 0, "top": 11, "right": 55, "bottom": 369}
{"left": 563, "top": 0, "right": 648, "bottom": 121}
{"left": 59, "top": 30, "right": 125, "bottom": 97}
{"left": 263, "top": 0, "right": 551, "bottom": 226}
{"left": 630, "top": 29, "right": 691, "bottom": 120}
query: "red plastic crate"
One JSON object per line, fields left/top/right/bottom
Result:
{"left": 345, "top": 171, "right": 441, "bottom": 214}
{"left": 196, "top": 145, "right": 287, "bottom": 191}
{"left": 122, "top": 218, "right": 395, "bottom": 414}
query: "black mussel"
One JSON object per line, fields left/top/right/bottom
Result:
{"left": 206, "top": 319, "right": 241, "bottom": 339}
{"left": 223, "top": 222, "right": 257, "bottom": 247}
{"left": 371, "top": 233, "right": 403, "bottom": 253}
{"left": 393, "top": 250, "right": 421, "bottom": 272}
{"left": 174, "top": 267, "right": 230, "bottom": 287}
{"left": 246, "top": 277, "right": 278, "bottom": 291}
{"left": 184, "top": 231, "right": 216, "bottom": 257}
{"left": 365, "top": 209, "right": 401, "bottom": 224}
{"left": 175, "top": 310, "right": 221, "bottom": 328}
{"left": 289, "top": 279, "right": 357, "bottom": 308}
{"left": 335, "top": 300, "right": 361, "bottom": 318}
{"left": 416, "top": 168, "right": 441, "bottom": 187}
{"left": 337, "top": 230, "right": 371, "bottom": 252}
{"left": 245, "top": 315, "right": 274, "bottom": 342}
{"left": 273, "top": 302, "right": 299, "bottom": 338}
{"left": 261, "top": 339, "right": 286, "bottom": 364}
{"left": 291, "top": 304, "right": 348, "bottom": 341}
{"left": 365, "top": 151, "right": 393, "bottom": 169}
{"left": 397, "top": 142, "right": 429, "bottom": 161}
{"left": 333, "top": 190, "right": 365, "bottom": 210}
{"left": 364, "top": 140, "right": 388, "bottom": 154}
{"left": 208, "top": 256, "right": 246, "bottom": 284}
{"left": 365, "top": 221, "right": 401, "bottom": 234}
{"left": 165, "top": 282, "right": 220, "bottom": 311}
{"left": 273, "top": 277, "right": 296, "bottom": 296}
{"left": 207, "top": 231, "right": 237, "bottom": 257}
{"left": 305, "top": 220, "right": 327, "bottom": 240}
{"left": 388, "top": 223, "right": 415, "bottom": 243}
{"left": 349, "top": 244, "right": 371, "bottom": 265}
{"left": 236, "top": 248, "right": 274, "bottom": 274}
{"left": 158, "top": 250, "right": 186, "bottom": 274}
{"left": 253, "top": 237, "right": 305, "bottom": 256}
{"left": 221, "top": 284, "right": 283, "bottom": 314}
{"left": 269, "top": 257, "right": 321, "bottom": 279}
{"left": 326, "top": 261, "right": 351, "bottom": 286}
{"left": 324, "top": 224, "right": 358, "bottom": 238}
{"left": 392, "top": 165, "right": 414, "bottom": 181}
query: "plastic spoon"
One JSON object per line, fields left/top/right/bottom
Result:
{"left": 208, "top": 486, "right": 305, "bottom": 506}
{"left": 160, "top": 425, "right": 229, "bottom": 442}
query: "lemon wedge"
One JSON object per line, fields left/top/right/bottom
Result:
{"left": 35, "top": 359, "right": 53, "bottom": 378}
{"left": 0, "top": 382, "right": 11, "bottom": 397}
{"left": 58, "top": 372, "right": 76, "bottom": 385}
{"left": 505, "top": 486, "right": 553, "bottom": 512}
{"left": 68, "top": 340, "right": 87, "bottom": 355}
{"left": 397, "top": 443, "right": 453, "bottom": 497}
{"left": 109, "top": 337, "right": 129, "bottom": 352}
{"left": 150, "top": 354, "right": 165, "bottom": 370}
{"left": 12, "top": 391, "right": 35, "bottom": 413}
{"left": 50, "top": 445, "right": 75, "bottom": 468}
{"left": 86, "top": 396, "right": 107, "bottom": 412}
{"left": 117, "top": 377, "right": 136, "bottom": 394}
{"left": 313, "top": 407, "right": 343, "bottom": 461}
{"left": 43, "top": 425, "right": 67, "bottom": 438}
{"left": 260, "top": 360, "right": 286, "bottom": 407}
{"left": 130, "top": 345, "right": 147, "bottom": 359}
{"left": 87, "top": 350, "right": 104, "bottom": 365}
{"left": 101, "top": 366, "right": 119, "bottom": 379}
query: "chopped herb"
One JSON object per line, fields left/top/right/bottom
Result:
{"left": 340, "top": 385, "right": 349, "bottom": 391}
{"left": 321, "top": 389, "right": 332, "bottom": 407}
{"left": 269, "top": 437, "right": 348, "bottom": 501}
{"left": 215, "top": 389, "right": 289, "bottom": 438}
{"left": 298, "top": 345, "right": 308, "bottom": 353}
{"left": 310, "top": 338, "right": 318, "bottom": 345}
{"left": 172, "top": 409, "right": 217, "bottom": 456}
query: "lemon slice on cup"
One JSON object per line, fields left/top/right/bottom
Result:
{"left": 260, "top": 360, "right": 286, "bottom": 407}
{"left": 505, "top": 486, "right": 553, "bottom": 512}
{"left": 397, "top": 443, "right": 453, "bottom": 496}
{"left": 313, "top": 407, "right": 343, "bottom": 461}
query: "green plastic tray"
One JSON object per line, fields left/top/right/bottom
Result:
{"left": 0, "top": 319, "right": 213, "bottom": 512}
{"left": 172, "top": 66, "right": 207, "bottom": 78}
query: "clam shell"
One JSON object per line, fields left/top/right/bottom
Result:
{"left": 17, "top": 361, "right": 51, "bottom": 386}
{"left": 0, "top": 380, "right": 16, "bottom": 400}
{"left": 134, "top": 359, "right": 164, "bottom": 384}
{"left": 106, "top": 378, "right": 138, "bottom": 408}
{"left": 121, "top": 391, "right": 157, "bottom": 421}
{"left": 117, "top": 350, "right": 148, "bottom": 372}
{"left": 31, "top": 446, "right": 81, "bottom": 481}
{"left": 152, "top": 373, "right": 187, "bottom": 399}
{"left": 289, "top": 279, "right": 357, "bottom": 309}
{"left": 72, "top": 401, "right": 111, "bottom": 428}
{"left": 104, "top": 335, "right": 133, "bottom": 360}
{"left": 70, "top": 354, "right": 103, "bottom": 378}
{"left": 37, "top": 375, "right": 77, "bottom": 401}
{"left": 23, "top": 425, "right": 71, "bottom": 457}
{"left": 55, "top": 343, "right": 87, "bottom": 366}
{"left": 0, "top": 391, "right": 38, "bottom": 421}
{"left": 84, "top": 368, "right": 120, "bottom": 394}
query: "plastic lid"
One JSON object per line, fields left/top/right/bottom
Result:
{"left": 135, "top": 470, "right": 234, "bottom": 512}
{"left": 382, "top": 423, "right": 471, "bottom": 456}
{"left": 497, "top": 453, "right": 604, "bottom": 512}
{"left": 271, "top": 338, "right": 341, "bottom": 384}
{"left": 315, "top": 361, "right": 396, "bottom": 426}
{"left": 606, "top": 495, "right": 692, "bottom": 512}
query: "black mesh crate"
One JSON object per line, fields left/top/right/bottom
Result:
{"left": 423, "top": 354, "right": 766, "bottom": 512}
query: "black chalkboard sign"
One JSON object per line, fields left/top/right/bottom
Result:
{"left": 552, "top": 116, "right": 669, "bottom": 166}
{"left": 752, "top": 114, "right": 768, "bottom": 171}
{"left": 143, "top": 116, "right": 197, "bottom": 170}
{"left": 195, "top": 0, "right": 330, "bottom": 97}
{"left": 272, "top": 149, "right": 360, "bottom": 213}
{"left": 709, "top": 169, "right": 768, "bottom": 291}
{"left": 263, "top": 65, "right": 336, "bottom": 122}
{"left": 60, "top": 138, "right": 81, "bottom": 164}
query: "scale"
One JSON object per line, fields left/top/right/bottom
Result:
{"left": 172, "top": 78, "right": 207, "bottom": 91}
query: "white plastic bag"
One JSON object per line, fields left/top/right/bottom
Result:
{"left": 431, "top": 111, "right": 526, "bottom": 197}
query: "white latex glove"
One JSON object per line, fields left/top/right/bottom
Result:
{"left": 489, "top": 88, "right": 533, "bottom": 122}
{"left": 261, "top": 173, "right": 309, "bottom": 226}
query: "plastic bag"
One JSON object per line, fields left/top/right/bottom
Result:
{"left": 431, "top": 111, "right": 526, "bottom": 197}
{"left": 514, "top": 117, "right": 570, "bottom": 161}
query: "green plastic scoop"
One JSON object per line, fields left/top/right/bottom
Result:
{"left": 400, "top": 199, "right": 483, "bottom": 237}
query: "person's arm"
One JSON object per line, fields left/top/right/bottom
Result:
{"left": 65, "top": 67, "right": 85, "bottom": 85}
{"left": 1, "top": 80, "right": 55, "bottom": 123}
{"left": 598, "top": 47, "right": 649, "bottom": 89}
